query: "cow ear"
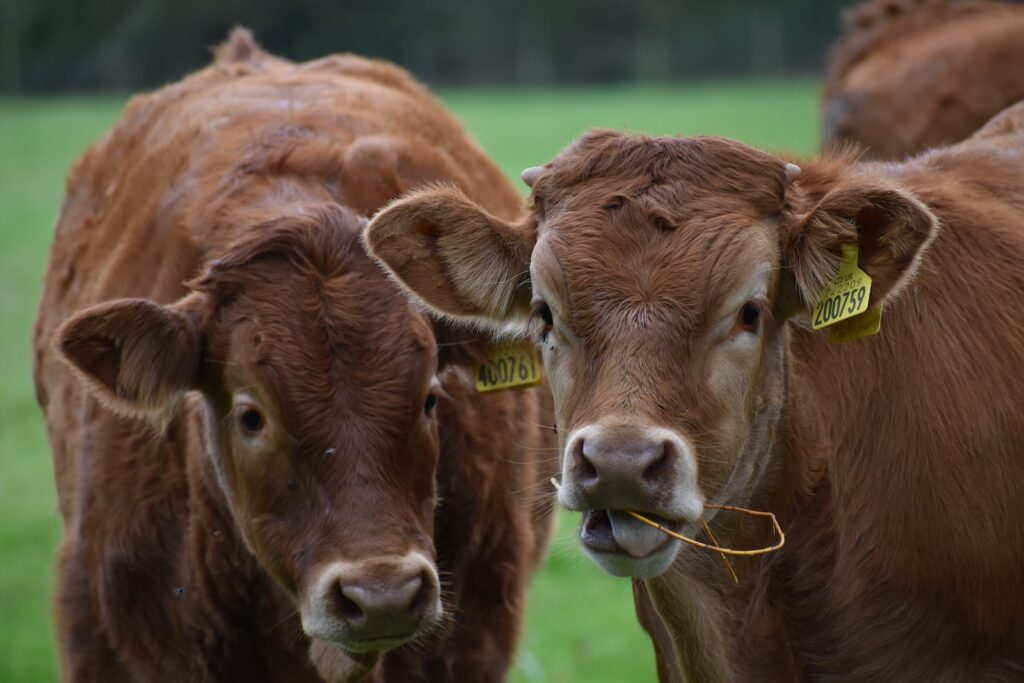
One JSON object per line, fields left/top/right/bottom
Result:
{"left": 363, "top": 185, "right": 536, "bottom": 327}
{"left": 56, "top": 298, "right": 202, "bottom": 428}
{"left": 783, "top": 182, "right": 938, "bottom": 312}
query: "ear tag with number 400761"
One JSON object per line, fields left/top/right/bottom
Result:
{"left": 474, "top": 343, "right": 544, "bottom": 393}
{"left": 811, "top": 243, "right": 882, "bottom": 343}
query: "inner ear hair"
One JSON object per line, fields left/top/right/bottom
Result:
{"left": 849, "top": 189, "right": 937, "bottom": 303}
{"left": 786, "top": 183, "right": 937, "bottom": 308}
{"left": 364, "top": 184, "right": 536, "bottom": 324}
{"left": 56, "top": 297, "right": 203, "bottom": 430}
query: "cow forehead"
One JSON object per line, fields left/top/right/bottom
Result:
{"left": 533, "top": 131, "right": 787, "bottom": 217}
{"left": 534, "top": 207, "right": 778, "bottom": 337}
{"left": 237, "top": 255, "right": 433, "bottom": 344}
{"left": 221, "top": 265, "right": 436, "bottom": 448}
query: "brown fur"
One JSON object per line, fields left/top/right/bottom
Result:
{"left": 33, "top": 30, "right": 555, "bottom": 682}
{"left": 364, "top": 102, "right": 1024, "bottom": 681}
{"left": 822, "top": 0, "right": 1024, "bottom": 159}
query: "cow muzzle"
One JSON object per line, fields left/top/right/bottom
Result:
{"left": 559, "top": 424, "right": 704, "bottom": 578}
{"left": 301, "top": 552, "right": 442, "bottom": 653}
{"left": 821, "top": 91, "right": 865, "bottom": 146}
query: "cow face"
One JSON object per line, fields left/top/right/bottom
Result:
{"left": 821, "top": 54, "right": 943, "bottom": 160}
{"left": 57, "top": 206, "right": 443, "bottom": 654}
{"left": 365, "top": 130, "right": 937, "bottom": 579}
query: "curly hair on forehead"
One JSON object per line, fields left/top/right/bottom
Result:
{"left": 533, "top": 129, "right": 789, "bottom": 217}
{"left": 189, "top": 203, "right": 367, "bottom": 300}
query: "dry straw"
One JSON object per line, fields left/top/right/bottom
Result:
{"left": 551, "top": 478, "right": 785, "bottom": 582}
{"left": 623, "top": 506, "right": 785, "bottom": 556}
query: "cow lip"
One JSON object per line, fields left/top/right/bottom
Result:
{"left": 579, "top": 509, "right": 678, "bottom": 558}
{"left": 329, "top": 632, "right": 420, "bottom": 654}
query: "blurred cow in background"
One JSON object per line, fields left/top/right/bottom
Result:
{"left": 822, "top": 0, "right": 1024, "bottom": 159}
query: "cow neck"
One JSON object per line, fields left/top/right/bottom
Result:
{"left": 643, "top": 328, "right": 828, "bottom": 683}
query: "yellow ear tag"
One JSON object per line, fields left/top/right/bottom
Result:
{"left": 827, "top": 305, "right": 882, "bottom": 343}
{"left": 474, "top": 343, "right": 544, "bottom": 393}
{"left": 811, "top": 243, "right": 872, "bottom": 330}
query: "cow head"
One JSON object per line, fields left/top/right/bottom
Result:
{"left": 57, "top": 205, "right": 445, "bottom": 655}
{"left": 365, "top": 131, "right": 937, "bottom": 579}
{"left": 821, "top": 2, "right": 1024, "bottom": 159}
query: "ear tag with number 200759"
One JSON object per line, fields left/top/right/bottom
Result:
{"left": 811, "top": 243, "right": 881, "bottom": 343}
{"left": 474, "top": 343, "right": 543, "bottom": 393}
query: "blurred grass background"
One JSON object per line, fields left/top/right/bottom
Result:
{"left": 0, "top": 80, "right": 819, "bottom": 682}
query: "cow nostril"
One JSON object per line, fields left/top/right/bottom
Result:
{"left": 333, "top": 584, "right": 366, "bottom": 625}
{"left": 642, "top": 442, "right": 672, "bottom": 483}
{"left": 577, "top": 440, "right": 598, "bottom": 481}
{"left": 580, "top": 456, "right": 598, "bottom": 481}
{"left": 408, "top": 570, "right": 432, "bottom": 615}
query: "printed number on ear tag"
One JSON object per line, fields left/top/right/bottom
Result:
{"left": 474, "top": 344, "right": 544, "bottom": 393}
{"left": 811, "top": 243, "right": 872, "bottom": 330}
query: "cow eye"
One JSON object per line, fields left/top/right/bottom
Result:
{"left": 737, "top": 302, "right": 761, "bottom": 333}
{"left": 424, "top": 393, "right": 438, "bottom": 415}
{"left": 540, "top": 304, "right": 553, "bottom": 326}
{"left": 239, "top": 408, "right": 264, "bottom": 433}
{"left": 532, "top": 301, "right": 554, "bottom": 342}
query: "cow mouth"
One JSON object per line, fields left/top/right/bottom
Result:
{"left": 330, "top": 633, "right": 421, "bottom": 654}
{"left": 580, "top": 509, "right": 678, "bottom": 558}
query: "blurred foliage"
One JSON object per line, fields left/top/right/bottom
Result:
{"left": 1, "top": 0, "right": 857, "bottom": 92}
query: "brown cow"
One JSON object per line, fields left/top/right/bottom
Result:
{"left": 365, "top": 103, "right": 1024, "bottom": 681}
{"left": 32, "top": 29, "right": 556, "bottom": 682}
{"left": 822, "top": 0, "right": 1024, "bottom": 160}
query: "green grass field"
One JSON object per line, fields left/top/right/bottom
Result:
{"left": 0, "top": 81, "right": 820, "bottom": 682}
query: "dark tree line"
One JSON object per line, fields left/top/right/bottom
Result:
{"left": 2, "top": 0, "right": 859, "bottom": 92}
